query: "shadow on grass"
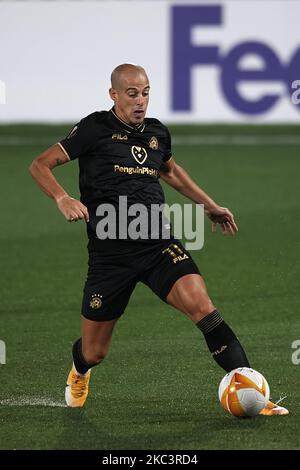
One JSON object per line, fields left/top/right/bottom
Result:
{"left": 53, "top": 399, "right": 272, "bottom": 450}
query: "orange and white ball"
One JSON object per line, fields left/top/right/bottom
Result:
{"left": 218, "top": 367, "right": 270, "bottom": 417}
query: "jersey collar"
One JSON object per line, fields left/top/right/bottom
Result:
{"left": 110, "top": 107, "right": 145, "bottom": 133}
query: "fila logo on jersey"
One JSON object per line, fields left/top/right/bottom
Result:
{"left": 131, "top": 146, "right": 147, "bottom": 164}
{"left": 112, "top": 133, "right": 128, "bottom": 141}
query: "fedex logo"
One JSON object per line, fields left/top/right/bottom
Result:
{"left": 171, "top": 5, "right": 300, "bottom": 115}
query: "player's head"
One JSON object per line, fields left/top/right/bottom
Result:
{"left": 109, "top": 64, "right": 150, "bottom": 125}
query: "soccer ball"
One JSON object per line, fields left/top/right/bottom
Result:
{"left": 218, "top": 367, "right": 270, "bottom": 417}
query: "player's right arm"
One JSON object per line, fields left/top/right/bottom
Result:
{"left": 29, "top": 143, "right": 89, "bottom": 222}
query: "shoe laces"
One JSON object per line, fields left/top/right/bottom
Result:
{"left": 275, "top": 394, "right": 288, "bottom": 406}
{"left": 72, "top": 373, "right": 88, "bottom": 399}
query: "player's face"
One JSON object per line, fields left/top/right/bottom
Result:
{"left": 110, "top": 72, "right": 150, "bottom": 125}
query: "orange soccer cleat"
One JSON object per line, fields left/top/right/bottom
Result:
{"left": 65, "top": 364, "right": 91, "bottom": 408}
{"left": 259, "top": 400, "right": 289, "bottom": 416}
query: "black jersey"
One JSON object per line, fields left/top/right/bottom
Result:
{"left": 59, "top": 108, "right": 173, "bottom": 243}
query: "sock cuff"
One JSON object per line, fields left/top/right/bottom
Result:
{"left": 196, "top": 309, "right": 223, "bottom": 334}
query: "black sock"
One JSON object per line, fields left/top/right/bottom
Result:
{"left": 196, "top": 309, "right": 250, "bottom": 372}
{"left": 72, "top": 338, "right": 91, "bottom": 375}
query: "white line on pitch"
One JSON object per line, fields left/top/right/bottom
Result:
{"left": 0, "top": 397, "right": 67, "bottom": 407}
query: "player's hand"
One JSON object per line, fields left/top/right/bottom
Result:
{"left": 56, "top": 195, "right": 89, "bottom": 223}
{"left": 205, "top": 206, "right": 238, "bottom": 235}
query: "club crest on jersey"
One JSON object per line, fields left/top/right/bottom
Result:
{"left": 131, "top": 146, "right": 147, "bottom": 164}
{"left": 149, "top": 136, "right": 158, "bottom": 150}
{"left": 89, "top": 294, "right": 102, "bottom": 310}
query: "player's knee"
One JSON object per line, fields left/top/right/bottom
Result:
{"left": 186, "top": 296, "right": 215, "bottom": 320}
{"left": 200, "top": 298, "right": 215, "bottom": 316}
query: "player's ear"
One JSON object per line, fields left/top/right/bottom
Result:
{"left": 109, "top": 87, "right": 117, "bottom": 102}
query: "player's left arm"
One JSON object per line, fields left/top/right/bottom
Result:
{"left": 160, "top": 157, "right": 238, "bottom": 235}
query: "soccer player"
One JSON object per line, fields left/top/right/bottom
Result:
{"left": 29, "top": 64, "right": 288, "bottom": 416}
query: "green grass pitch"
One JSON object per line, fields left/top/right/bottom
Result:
{"left": 0, "top": 124, "right": 299, "bottom": 450}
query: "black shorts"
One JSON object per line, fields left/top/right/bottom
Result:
{"left": 82, "top": 239, "right": 200, "bottom": 321}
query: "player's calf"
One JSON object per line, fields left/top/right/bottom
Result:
{"left": 72, "top": 337, "right": 109, "bottom": 373}
{"left": 82, "top": 344, "right": 108, "bottom": 366}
